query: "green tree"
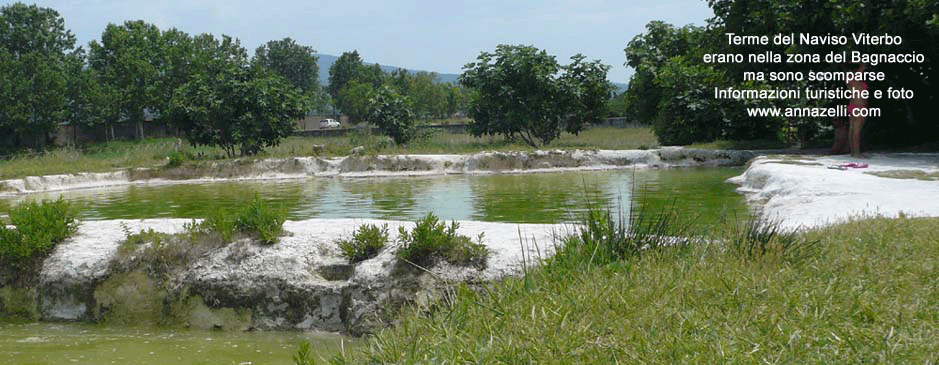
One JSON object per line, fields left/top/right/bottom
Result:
{"left": 706, "top": 0, "right": 939, "bottom": 147}
{"left": 328, "top": 50, "right": 388, "bottom": 121}
{"left": 169, "top": 35, "right": 307, "bottom": 157}
{"left": 460, "top": 45, "right": 613, "bottom": 147}
{"left": 253, "top": 37, "right": 322, "bottom": 110}
{"left": 327, "top": 50, "right": 364, "bottom": 101}
{"left": 444, "top": 83, "right": 467, "bottom": 118}
{"left": 63, "top": 48, "right": 118, "bottom": 133}
{"left": 623, "top": 21, "right": 780, "bottom": 145}
{"left": 408, "top": 72, "right": 447, "bottom": 119}
{"left": 0, "top": 3, "right": 76, "bottom": 151}
{"left": 337, "top": 80, "right": 375, "bottom": 124}
{"left": 89, "top": 20, "right": 167, "bottom": 140}
{"left": 368, "top": 86, "right": 415, "bottom": 145}
{"left": 159, "top": 28, "right": 194, "bottom": 111}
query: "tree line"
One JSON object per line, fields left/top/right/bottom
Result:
{"left": 4, "top": 1, "right": 935, "bottom": 157}
{"left": 0, "top": 3, "right": 476, "bottom": 156}
{"left": 0, "top": 3, "right": 321, "bottom": 156}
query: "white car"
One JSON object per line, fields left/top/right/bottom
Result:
{"left": 319, "top": 119, "right": 340, "bottom": 129}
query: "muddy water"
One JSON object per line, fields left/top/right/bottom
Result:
{"left": 0, "top": 322, "right": 351, "bottom": 364}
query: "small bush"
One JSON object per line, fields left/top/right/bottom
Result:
{"left": 338, "top": 223, "right": 389, "bottom": 264}
{"left": 397, "top": 213, "right": 488, "bottom": 269}
{"left": 116, "top": 227, "right": 186, "bottom": 276}
{"left": 0, "top": 198, "right": 79, "bottom": 263}
{"left": 165, "top": 151, "right": 185, "bottom": 168}
{"left": 234, "top": 197, "right": 286, "bottom": 245}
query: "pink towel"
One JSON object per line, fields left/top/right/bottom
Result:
{"left": 839, "top": 162, "right": 869, "bottom": 169}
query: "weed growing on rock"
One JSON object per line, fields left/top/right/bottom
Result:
{"left": 114, "top": 197, "right": 287, "bottom": 278}
{"left": 197, "top": 210, "right": 237, "bottom": 242}
{"left": 337, "top": 223, "right": 389, "bottom": 264}
{"left": 397, "top": 213, "right": 489, "bottom": 269}
{"left": 117, "top": 228, "right": 188, "bottom": 277}
{"left": 182, "top": 196, "right": 286, "bottom": 245}
{"left": 0, "top": 198, "right": 79, "bottom": 275}
{"left": 233, "top": 197, "right": 286, "bottom": 245}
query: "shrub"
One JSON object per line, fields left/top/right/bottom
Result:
{"left": 338, "top": 223, "right": 389, "bottom": 264}
{"left": 397, "top": 213, "right": 488, "bottom": 269}
{"left": 0, "top": 198, "right": 79, "bottom": 263}
{"left": 165, "top": 151, "right": 186, "bottom": 168}
{"left": 181, "top": 197, "right": 286, "bottom": 245}
{"left": 199, "top": 210, "right": 237, "bottom": 242}
{"left": 368, "top": 85, "right": 416, "bottom": 145}
{"left": 234, "top": 197, "right": 286, "bottom": 245}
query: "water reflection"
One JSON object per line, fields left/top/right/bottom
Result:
{"left": 469, "top": 172, "right": 631, "bottom": 223}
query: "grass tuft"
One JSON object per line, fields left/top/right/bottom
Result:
{"left": 550, "top": 203, "right": 694, "bottom": 270}
{"left": 729, "top": 217, "right": 819, "bottom": 264}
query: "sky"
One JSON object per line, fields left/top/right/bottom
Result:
{"left": 12, "top": 0, "right": 714, "bottom": 83}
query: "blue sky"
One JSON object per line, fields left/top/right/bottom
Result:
{"left": 14, "top": 0, "right": 713, "bottom": 83}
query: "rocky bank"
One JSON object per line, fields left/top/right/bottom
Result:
{"left": 5, "top": 218, "right": 564, "bottom": 336}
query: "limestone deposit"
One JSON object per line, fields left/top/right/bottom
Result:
{"left": 729, "top": 153, "right": 939, "bottom": 230}
{"left": 26, "top": 218, "right": 564, "bottom": 335}
{"left": 0, "top": 148, "right": 755, "bottom": 195}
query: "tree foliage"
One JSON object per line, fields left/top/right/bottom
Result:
{"left": 624, "top": 21, "right": 782, "bottom": 145}
{"left": 460, "top": 45, "right": 613, "bottom": 147}
{"left": 88, "top": 20, "right": 167, "bottom": 139}
{"left": 253, "top": 37, "right": 322, "bottom": 110}
{"left": 328, "top": 50, "right": 390, "bottom": 122}
{"left": 0, "top": 3, "right": 76, "bottom": 151}
{"left": 628, "top": 1, "right": 939, "bottom": 147}
{"left": 327, "top": 50, "right": 364, "bottom": 102}
{"left": 705, "top": 0, "right": 939, "bottom": 147}
{"left": 168, "top": 35, "right": 307, "bottom": 157}
{"left": 368, "top": 86, "right": 415, "bottom": 145}
{"left": 337, "top": 80, "right": 374, "bottom": 125}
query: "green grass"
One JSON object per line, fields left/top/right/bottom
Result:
{"left": 0, "top": 126, "right": 660, "bottom": 179}
{"left": 329, "top": 213, "right": 939, "bottom": 363}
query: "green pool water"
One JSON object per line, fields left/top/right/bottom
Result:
{"left": 0, "top": 322, "right": 351, "bottom": 364}
{"left": 2, "top": 167, "right": 748, "bottom": 228}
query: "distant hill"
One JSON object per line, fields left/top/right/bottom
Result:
{"left": 314, "top": 53, "right": 626, "bottom": 92}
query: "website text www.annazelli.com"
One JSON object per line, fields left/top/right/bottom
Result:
{"left": 746, "top": 105, "right": 881, "bottom": 118}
